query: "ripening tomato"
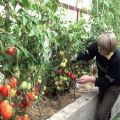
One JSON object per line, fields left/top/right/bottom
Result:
{"left": 16, "top": 115, "right": 29, "bottom": 120}
{"left": 5, "top": 46, "right": 16, "bottom": 56}
{"left": 16, "top": 116, "right": 23, "bottom": 120}
{"left": 0, "top": 100, "right": 8, "bottom": 112}
{"left": 23, "top": 114, "right": 29, "bottom": 120}
{"left": 10, "top": 89, "right": 16, "bottom": 97}
{"left": 27, "top": 92, "right": 35, "bottom": 101}
{"left": 1, "top": 104, "right": 13, "bottom": 119}
{"left": 9, "top": 77, "right": 17, "bottom": 88}
{"left": 1, "top": 85, "right": 11, "bottom": 97}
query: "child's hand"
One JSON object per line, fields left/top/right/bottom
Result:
{"left": 76, "top": 75, "right": 96, "bottom": 84}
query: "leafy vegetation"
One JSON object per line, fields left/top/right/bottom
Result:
{"left": 0, "top": 0, "right": 120, "bottom": 119}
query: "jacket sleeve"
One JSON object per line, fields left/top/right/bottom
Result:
{"left": 95, "top": 77, "right": 110, "bottom": 88}
{"left": 76, "top": 42, "right": 97, "bottom": 61}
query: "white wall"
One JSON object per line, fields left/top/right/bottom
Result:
{"left": 58, "top": 0, "right": 91, "bottom": 23}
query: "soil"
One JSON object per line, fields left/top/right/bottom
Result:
{"left": 27, "top": 83, "right": 95, "bottom": 120}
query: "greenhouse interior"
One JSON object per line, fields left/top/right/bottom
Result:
{"left": 0, "top": 0, "right": 120, "bottom": 120}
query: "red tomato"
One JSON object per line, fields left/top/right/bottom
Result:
{"left": 70, "top": 74, "right": 76, "bottom": 80}
{"left": 16, "top": 90, "right": 22, "bottom": 96}
{"left": 9, "top": 77, "right": 17, "bottom": 88}
{"left": 66, "top": 71, "right": 76, "bottom": 80}
{"left": 27, "top": 92, "right": 35, "bottom": 101}
{"left": 66, "top": 71, "right": 72, "bottom": 78}
{"left": 0, "top": 84, "right": 3, "bottom": 92}
{"left": 6, "top": 46, "right": 16, "bottom": 56}
{"left": 19, "top": 103, "right": 25, "bottom": 109}
{"left": 1, "top": 85, "right": 11, "bottom": 97}
{"left": 1, "top": 104, "right": 13, "bottom": 119}
{"left": 55, "top": 69, "right": 63, "bottom": 75}
{"left": 0, "top": 100, "right": 2, "bottom": 104}
{"left": 11, "top": 102, "right": 15, "bottom": 108}
{"left": 22, "top": 99, "right": 30, "bottom": 107}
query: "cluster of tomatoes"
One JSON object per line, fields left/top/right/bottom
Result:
{"left": 0, "top": 77, "right": 17, "bottom": 119}
{"left": 54, "top": 68, "right": 76, "bottom": 91}
{"left": 56, "top": 69, "right": 76, "bottom": 81}
{"left": 0, "top": 76, "right": 44, "bottom": 120}
{"left": 54, "top": 51, "right": 77, "bottom": 91}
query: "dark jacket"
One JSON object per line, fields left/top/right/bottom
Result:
{"left": 76, "top": 42, "right": 120, "bottom": 88}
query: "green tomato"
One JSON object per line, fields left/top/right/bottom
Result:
{"left": 63, "top": 77, "right": 67, "bottom": 81}
{"left": 59, "top": 51, "right": 64, "bottom": 56}
{"left": 43, "top": 86, "right": 47, "bottom": 91}
{"left": 37, "top": 79, "right": 42, "bottom": 84}
{"left": 59, "top": 80, "right": 63, "bottom": 85}
{"left": 20, "top": 81, "right": 28, "bottom": 89}
{"left": 35, "top": 95, "right": 38, "bottom": 100}
{"left": 57, "top": 86, "right": 61, "bottom": 90}
{"left": 41, "top": 91, "right": 45, "bottom": 95}
{"left": 55, "top": 81, "right": 59, "bottom": 86}
{"left": 14, "top": 71, "right": 20, "bottom": 79}
{"left": 60, "top": 62, "right": 66, "bottom": 68}
{"left": 27, "top": 82, "right": 32, "bottom": 90}
{"left": 63, "top": 58, "right": 68, "bottom": 63}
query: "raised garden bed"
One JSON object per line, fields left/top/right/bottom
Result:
{"left": 26, "top": 83, "right": 95, "bottom": 120}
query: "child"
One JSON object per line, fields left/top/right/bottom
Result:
{"left": 71, "top": 31, "right": 120, "bottom": 120}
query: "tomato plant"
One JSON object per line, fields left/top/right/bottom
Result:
{"left": 0, "top": 0, "right": 119, "bottom": 119}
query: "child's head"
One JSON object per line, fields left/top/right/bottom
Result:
{"left": 97, "top": 31, "right": 117, "bottom": 56}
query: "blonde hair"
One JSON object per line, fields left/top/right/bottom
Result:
{"left": 97, "top": 31, "right": 117, "bottom": 52}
